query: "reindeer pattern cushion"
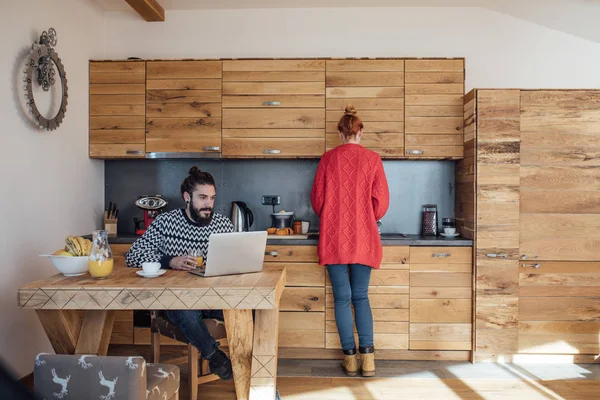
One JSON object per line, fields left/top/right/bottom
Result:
{"left": 34, "top": 354, "right": 179, "bottom": 400}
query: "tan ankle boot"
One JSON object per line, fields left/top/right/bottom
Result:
{"left": 342, "top": 351, "right": 359, "bottom": 377}
{"left": 359, "top": 347, "right": 375, "bottom": 377}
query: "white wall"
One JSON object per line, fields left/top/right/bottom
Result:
{"left": 103, "top": 6, "right": 600, "bottom": 90}
{"left": 0, "top": 0, "right": 105, "bottom": 377}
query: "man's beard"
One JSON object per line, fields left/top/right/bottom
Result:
{"left": 189, "top": 204, "right": 214, "bottom": 226}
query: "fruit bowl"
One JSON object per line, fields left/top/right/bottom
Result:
{"left": 40, "top": 255, "right": 89, "bottom": 277}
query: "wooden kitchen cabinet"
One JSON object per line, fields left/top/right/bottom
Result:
{"left": 145, "top": 61, "right": 223, "bottom": 154}
{"left": 459, "top": 89, "right": 600, "bottom": 362}
{"left": 222, "top": 60, "right": 325, "bottom": 158}
{"left": 409, "top": 246, "right": 473, "bottom": 351}
{"left": 89, "top": 61, "right": 146, "bottom": 158}
{"left": 405, "top": 59, "right": 464, "bottom": 158}
{"left": 325, "top": 60, "right": 405, "bottom": 157}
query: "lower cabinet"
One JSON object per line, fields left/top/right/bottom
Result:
{"left": 409, "top": 246, "right": 473, "bottom": 351}
{"left": 109, "top": 243, "right": 474, "bottom": 360}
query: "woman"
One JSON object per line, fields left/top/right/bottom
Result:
{"left": 311, "top": 105, "right": 390, "bottom": 377}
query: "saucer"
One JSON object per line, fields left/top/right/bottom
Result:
{"left": 440, "top": 232, "right": 460, "bottom": 238}
{"left": 136, "top": 269, "right": 166, "bottom": 278}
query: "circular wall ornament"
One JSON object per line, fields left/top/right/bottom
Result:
{"left": 23, "top": 28, "right": 68, "bottom": 131}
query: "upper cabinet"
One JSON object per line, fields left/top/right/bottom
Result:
{"left": 405, "top": 59, "right": 464, "bottom": 159}
{"left": 326, "top": 60, "right": 405, "bottom": 158}
{"left": 89, "top": 61, "right": 146, "bottom": 158}
{"left": 222, "top": 60, "right": 326, "bottom": 158}
{"left": 145, "top": 61, "right": 222, "bottom": 155}
{"left": 88, "top": 58, "right": 466, "bottom": 160}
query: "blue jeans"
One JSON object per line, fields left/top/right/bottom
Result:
{"left": 165, "top": 310, "right": 224, "bottom": 359}
{"left": 327, "top": 264, "right": 374, "bottom": 351}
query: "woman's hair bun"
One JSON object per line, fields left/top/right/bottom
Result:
{"left": 344, "top": 105, "right": 357, "bottom": 116}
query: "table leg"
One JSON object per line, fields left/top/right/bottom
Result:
{"left": 249, "top": 309, "right": 280, "bottom": 400}
{"left": 36, "top": 310, "right": 82, "bottom": 354}
{"left": 35, "top": 310, "right": 115, "bottom": 356}
{"left": 223, "top": 309, "right": 254, "bottom": 400}
{"left": 75, "top": 310, "right": 116, "bottom": 355}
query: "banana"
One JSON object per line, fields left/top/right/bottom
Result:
{"left": 66, "top": 236, "right": 82, "bottom": 256}
{"left": 64, "top": 237, "right": 76, "bottom": 256}
{"left": 85, "top": 239, "right": 92, "bottom": 256}
{"left": 76, "top": 237, "right": 87, "bottom": 256}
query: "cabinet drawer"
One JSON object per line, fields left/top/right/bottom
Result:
{"left": 280, "top": 287, "right": 325, "bottom": 312}
{"left": 223, "top": 109, "right": 325, "bottom": 129}
{"left": 519, "top": 261, "right": 600, "bottom": 297}
{"left": 410, "top": 247, "right": 472, "bottom": 264}
{"left": 146, "top": 61, "right": 222, "bottom": 79}
{"left": 326, "top": 333, "right": 408, "bottom": 350}
{"left": 223, "top": 138, "right": 324, "bottom": 157}
{"left": 326, "top": 293, "right": 409, "bottom": 310}
{"left": 145, "top": 117, "right": 221, "bottom": 153}
{"left": 326, "top": 321, "right": 408, "bottom": 334}
{"left": 279, "top": 312, "right": 325, "bottom": 348}
{"left": 223, "top": 95, "right": 324, "bottom": 108}
{"left": 264, "top": 246, "right": 318, "bottom": 262}
{"left": 405, "top": 145, "right": 463, "bottom": 158}
{"left": 89, "top": 144, "right": 145, "bottom": 159}
{"left": 410, "top": 299, "right": 472, "bottom": 323}
{"left": 223, "top": 59, "right": 325, "bottom": 72}
{"left": 409, "top": 323, "right": 471, "bottom": 351}
{"left": 264, "top": 263, "right": 325, "bottom": 287}
{"left": 223, "top": 82, "right": 324, "bottom": 96}
{"left": 382, "top": 246, "right": 410, "bottom": 264}
{"left": 326, "top": 308, "right": 408, "bottom": 322}
{"left": 90, "top": 130, "right": 145, "bottom": 144}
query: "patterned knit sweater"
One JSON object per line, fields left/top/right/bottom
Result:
{"left": 311, "top": 143, "right": 390, "bottom": 269}
{"left": 125, "top": 209, "right": 234, "bottom": 269}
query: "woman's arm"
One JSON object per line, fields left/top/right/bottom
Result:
{"left": 311, "top": 159, "right": 326, "bottom": 217}
{"left": 372, "top": 159, "right": 390, "bottom": 220}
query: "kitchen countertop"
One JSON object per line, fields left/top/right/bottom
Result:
{"left": 104, "top": 233, "right": 473, "bottom": 247}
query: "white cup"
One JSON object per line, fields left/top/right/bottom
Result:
{"left": 444, "top": 227, "right": 456, "bottom": 235}
{"left": 141, "top": 262, "right": 161, "bottom": 274}
{"left": 301, "top": 221, "right": 309, "bottom": 234}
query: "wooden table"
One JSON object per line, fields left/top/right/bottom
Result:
{"left": 19, "top": 264, "right": 286, "bottom": 400}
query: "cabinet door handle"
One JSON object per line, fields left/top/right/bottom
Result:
{"left": 432, "top": 253, "right": 450, "bottom": 258}
{"left": 264, "top": 149, "right": 281, "bottom": 154}
{"left": 126, "top": 150, "right": 143, "bottom": 155}
{"left": 407, "top": 150, "right": 424, "bottom": 155}
{"left": 486, "top": 253, "right": 508, "bottom": 258}
{"left": 265, "top": 251, "right": 279, "bottom": 257}
{"left": 263, "top": 101, "right": 281, "bottom": 106}
{"left": 521, "top": 255, "right": 539, "bottom": 260}
{"left": 203, "top": 146, "right": 220, "bottom": 151}
{"left": 522, "top": 263, "right": 541, "bottom": 268}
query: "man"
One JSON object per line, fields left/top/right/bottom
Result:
{"left": 125, "top": 166, "right": 233, "bottom": 380}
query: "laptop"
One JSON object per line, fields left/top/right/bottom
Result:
{"left": 189, "top": 231, "right": 267, "bottom": 277}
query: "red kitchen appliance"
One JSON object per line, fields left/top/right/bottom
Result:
{"left": 134, "top": 195, "right": 167, "bottom": 235}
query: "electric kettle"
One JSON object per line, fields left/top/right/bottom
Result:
{"left": 231, "top": 201, "right": 254, "bottom": 232}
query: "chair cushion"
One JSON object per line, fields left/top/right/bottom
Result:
{"left": 146, "top": 363, "right": 180, "bottom": 400}
{"left": 34, "top": 354, "right": 146, "bottom": 400}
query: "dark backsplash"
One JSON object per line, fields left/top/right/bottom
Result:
{"left": 105, "top": 159, "right": 455, "bottom": 235}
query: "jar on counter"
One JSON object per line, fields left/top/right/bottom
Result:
{"left": 293, "top": 221, "right": 302, "bottom": 235}
{"left": 88, "top": 230, "right": 114, "bottom": 279}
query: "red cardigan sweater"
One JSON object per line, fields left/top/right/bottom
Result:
{"left": 311, "top": 144, "right": 390, "bottom": 269}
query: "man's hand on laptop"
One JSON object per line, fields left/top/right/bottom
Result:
{"left": 169, "top": 256, "right": 199, "bottom": 271}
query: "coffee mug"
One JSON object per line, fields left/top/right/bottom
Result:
{"left": 141, "top": 262, "right": 161, "bottom": 274}
{"left": 444, "top": 227, "right": 456, "bottom": 235}
{"left": 301, "top": 221, "right": 309, "bottom": 234}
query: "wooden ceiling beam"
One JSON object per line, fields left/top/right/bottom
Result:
{"left": 125, "top": 0, "right": 165, "bottom": 22}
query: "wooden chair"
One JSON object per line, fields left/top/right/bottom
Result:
{"left": 150, "top": 311, "right": 228, "bottom": 400}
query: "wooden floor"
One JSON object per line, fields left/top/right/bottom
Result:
{"left": 109, "top": 345, "right": 600, "bottom": 400}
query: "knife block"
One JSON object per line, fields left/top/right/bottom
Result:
{"left": 104, "top": 218, "right": 118, "bottom": 238}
